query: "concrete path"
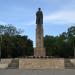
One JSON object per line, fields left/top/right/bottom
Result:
{"left": 0, "top": 69, "right": 75, "bottom": 75}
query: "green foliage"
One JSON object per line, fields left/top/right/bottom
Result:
{"left": 0, "top": 24, "right": 75, "bottom": 58}
{"left": 44, "top": 26, "right": 75, "bottom": 58}
{"left": 0, "top": 24, "right": 22, "bottom": 36}
{"left": 0, "top": 24, "right": 33, "bottom": 58}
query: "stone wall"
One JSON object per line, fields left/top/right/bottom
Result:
{"left": 19, "top": 58, "right": 64, "bottom": 69}
{"left": 0, "top": 59, "right": 12, "bottom": 64}
{"left": 0, "top": 59, "right": 12, "bottom": 69}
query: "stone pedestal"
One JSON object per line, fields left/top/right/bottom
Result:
{"left": 34, "top": 48, "right": 45, "bottom": 57}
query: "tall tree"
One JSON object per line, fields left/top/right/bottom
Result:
{"left": 0, "top": 24, "right": 33, "bottom": 58}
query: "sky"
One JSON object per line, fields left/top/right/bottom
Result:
{"left": 0, "top": 0, "right": 75, "bottom": 47}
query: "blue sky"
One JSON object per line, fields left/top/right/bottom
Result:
{"left": 0, "top": 0, "right": 75, "bottom": 47}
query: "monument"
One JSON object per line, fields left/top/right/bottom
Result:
{"left": 19, "top": 10, "right": 64, "bottom": 69}
{"left": 34, "top": 8, "right": 45, "bottom": 57}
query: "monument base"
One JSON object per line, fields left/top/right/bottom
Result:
{"left": 34, "top": 48, "right": 45, "bottom": 57}
{"left": 19, "top": 58, "right": 64, "bottom": 69}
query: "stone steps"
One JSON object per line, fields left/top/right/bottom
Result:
{"left": 7, "top": 58, "right": 19, "bottom": 69}
{"left": 1, "top": 58, "right": 75, "bottom": 69}
{"left": 65, "top": 59, "right": 75, "bottom": 69}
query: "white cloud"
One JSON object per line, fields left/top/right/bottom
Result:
{"left": 44, "top": 10, "right": 75, "bottom": 25}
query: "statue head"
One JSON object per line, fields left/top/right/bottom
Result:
{"left": 38, "top": 8, "right": 41, "bottom": 11}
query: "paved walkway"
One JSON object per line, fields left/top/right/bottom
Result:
{"left": 0, "top": 69, "right": 75, "bottom": 75}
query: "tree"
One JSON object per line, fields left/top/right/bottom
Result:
{"left": 44, "top": 35, "right": 56, "bottom": 56}
{"left": 0, "top": 24, "right": 22, "bottom": 36}
{"left": 68, "top": 26, "right": 75, "bottom": 37}
{"left": 0, "top": 24, "right": 33, "bottom": 58}
{"left": 44, "top": 26, "right": 75, "bottom": 58}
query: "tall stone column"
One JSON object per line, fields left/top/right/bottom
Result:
{"left": 34, "top": 8, "right": 45, "bottom": 57}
